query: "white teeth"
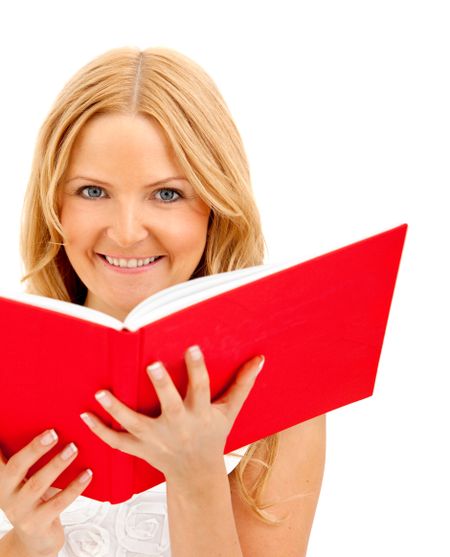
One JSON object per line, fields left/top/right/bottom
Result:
{"left": 104, "top": 255, "right": 160, "bottom": 268}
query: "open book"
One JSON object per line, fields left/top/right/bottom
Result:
{"left": 0, "top": 223, "right": 408, "bottom": 504}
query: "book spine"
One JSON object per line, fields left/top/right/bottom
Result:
{"left": 107, "top": 328, "right": 141, "bottom": 503}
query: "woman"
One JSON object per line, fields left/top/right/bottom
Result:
{"left": 0, "top": 47, "right": 326, "bottom": 556}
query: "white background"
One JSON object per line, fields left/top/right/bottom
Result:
{"left": 1, "top": 1, "right": 448, "bottom": 554}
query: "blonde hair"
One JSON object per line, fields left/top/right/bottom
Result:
{"left": 19, "top": 47, "right": 303, "bottom": 524}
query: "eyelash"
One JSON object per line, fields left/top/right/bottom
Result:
{"left": 75, "top": 185, "right": 183, "bottom": 204}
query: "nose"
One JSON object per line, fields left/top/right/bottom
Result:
{"left": 105, "top": 201, "right": 150, "bottom": 248}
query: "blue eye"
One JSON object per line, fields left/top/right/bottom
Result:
{"left": 155, "top": 188, "right": 181, "bottom": 203}
{"left": 78, "top": 185, "right": 105, "bottom": 199}
{"left": 76, "top": 186, "right": 183, "bottom": 204}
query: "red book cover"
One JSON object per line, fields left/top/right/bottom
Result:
{"left": 0, "top": 223, "right": 408, "bottom": 504}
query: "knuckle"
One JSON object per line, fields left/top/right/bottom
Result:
{"left": 178, "top": 427, "right": 192, "bottom": 446}
{"left": 129, "top": 416, "right": 147, "bottom": 436}
{"left": 49, "top": 491, "right": 70, "bottom": 514}
{"left": 192, "top": 376, "right": 210, "bottom": 392}
{"left": 19, "top": 520, "right": 36, "bottom": 537}
{"left": 199, "top": 410, "right": 214, "bottom": 427}
{"left": 25, "top": 473, "right": 44, "bottom": 494}
{"left": 165, "top": 400, "right": 185, "bottom": 416}
{"left": 6, "top": 454, "right": 23, "bottom": 478}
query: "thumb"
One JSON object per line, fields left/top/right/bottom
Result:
{"left": 218, "top": 355, "right": 265, "bottom": 422}
{"left": 240, "top": 354, "right": 266, "bottom": 384}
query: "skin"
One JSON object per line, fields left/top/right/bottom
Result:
{"left": 57, "top": 112, "right": 264, "bottom": 554}
{"left": 59, "top": 112, "right": 211, "bottom": 322}
{"left": 57, "top": 110, "right": 262, "bottom": 479}
{"left": 0, "top": 113, "right": 264, "bottom": 557}
{"left": 1, "top": 112, "right": 325, "bottom": 557}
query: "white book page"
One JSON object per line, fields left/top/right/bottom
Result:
{"left": 125, "top": 263, "right": 270, "bottom": 323}
{"left": 124, "top": 256, "right": 301, "bottom": 332}
{"left": 0, "top": 288, "right": 124, "bottom": 330}
{"left": 0, "top": 255, "right": 302, "bottom": 333}
{"left": 0, "top": 269, "right": 263, "bottom": 332}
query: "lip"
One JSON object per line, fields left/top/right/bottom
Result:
{"left": 98, "top": 253, "right": 162, "bottom": 260}
{"left": 96, "top": 253, "right": 165, "bottom": 274}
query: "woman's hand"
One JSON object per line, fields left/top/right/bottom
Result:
{"left": 80, "top": 345, "right": 265, "bottom": 483}
{"left": 0, "top": 429, "right": 93, "bottom": 556}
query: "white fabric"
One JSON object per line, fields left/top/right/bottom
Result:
{"left": 0, "top": 446, "right": 248, "bottom": 557}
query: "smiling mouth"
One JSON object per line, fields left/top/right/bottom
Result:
{"left": 97, "top": 253, "right": 165, "bottom": 269}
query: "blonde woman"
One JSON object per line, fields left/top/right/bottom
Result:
{"left": 0, "top": 47, "right": 326, "bottom": 557}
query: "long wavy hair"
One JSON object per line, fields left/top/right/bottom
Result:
{"left": 19, "top": 47, "right": 305, "bottom": 524}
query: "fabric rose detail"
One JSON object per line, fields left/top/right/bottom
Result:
{"left": 115, "top": 493, "right": 170, "bottom": 556}
{"left": 65, "top": 523, "right": 110, "bottom": 557}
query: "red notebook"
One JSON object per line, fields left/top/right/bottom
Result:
{"left": 0, "top": 223, "right": 407, "bottom": 504}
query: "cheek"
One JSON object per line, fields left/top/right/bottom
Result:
{"left": 168, "top": 214, "right": 208, "bottom": 251}
{"left": 60, "top": 205, "right": 95, "bottom": 246}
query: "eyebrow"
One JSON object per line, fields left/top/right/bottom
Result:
{"left": 65, "top": 175, "right": 187, "bottom": 187}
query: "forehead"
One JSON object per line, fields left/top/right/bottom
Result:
{"left": 67, "top": 112, "right": 183, "bottom": 175}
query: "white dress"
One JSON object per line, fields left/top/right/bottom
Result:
{"left": 0, "top": 446, "right": 249, "bottom": 557}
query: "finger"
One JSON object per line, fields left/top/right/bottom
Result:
{"left": 92, "top": 390, "right": 150, "bottom": 437}
{"left": 0, "top": 445, "right": 7, "bottom": 465}
{"left": 215, "top": 356, "right": 265, "bottom": 423}
{"left": 40, "top": 485, "right": 62, "bottom": 503}
{"left": 146, "top": 361, "right": 186, "bottom": 419}
{"left": 20, "top": 441, "right": 80, "bottom": 504}
{"left": 183, "top": 345, "right": 211, "bottom": 412}
{"left": 79, "top": 410, "right": 141, "bottom": 456}
{"left": 36, "top": 468, "right": 93, "bottom": 522}
{"left": 2, "top": 429, "right": 60, "bottom": 496}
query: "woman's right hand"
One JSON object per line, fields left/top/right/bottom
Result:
{"left": 0, "top": 429, "right": 93, "bottom": 556}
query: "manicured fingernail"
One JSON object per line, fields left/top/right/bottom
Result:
{"left": 188, "top": 345, "right": 202, "bottom": 360}
{"left": 61, "top": 442, "right": 78, "bottom": 461}
{"left": 41, "top": 429, "right": 58, "bottom": 446}
{"left": 80, "top": 413, "right": 96, "bottom": 428}
{"left": 79, "top": 469, "right": 93, "bottom": 484}
{"left": 147, "top": 361, "right": 164, "bottom": 379}
{"left": 95, "top": 390, "right": 112, "bottom": 407}
{"left": 255, "top": 356, "right": 265, "bottom": 375}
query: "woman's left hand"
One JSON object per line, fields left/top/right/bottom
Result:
{"left": 80, "top": 345, "right": 265, "bottom": 483}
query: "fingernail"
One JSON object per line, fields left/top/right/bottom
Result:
{"left": 95, "top": 390, "right": 112, "bottom": 407}
{"left": 147, "top": 361, "right": 164, "bottom": 379}
{"left": 61, "top": 442, "right": 78, "bottom": 461}
{"left": 41, "top": 429, "right": 58, "bottom": 446}
{"left": 80, "top": 413, "right": 96, "bottom": 428}
{"left": 187, "top": 345, "right": 202, "bottom": 360}
{"left": 79, "top": 469, "right": 93, "bottom": 484}
{"left": 255, "top": 356, "right": 265, "bottom": 375}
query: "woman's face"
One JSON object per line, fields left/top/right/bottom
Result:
{"left": 59, "top": 112, "right": 211, "bottom": 321}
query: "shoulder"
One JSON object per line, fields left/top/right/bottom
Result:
{"left": 229, "top": 414, "right": 326, "bottom": 557}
